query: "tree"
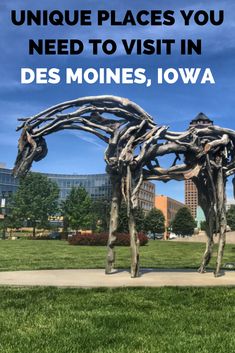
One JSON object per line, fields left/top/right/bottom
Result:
{"left": 0, "top": 194, "right": 23, "bottom": 238}
{"left": 11, "top": 173, "right": 59, "bottom": 237}
{"left": 91, "top": 199, "right": 110, "bottom": 232}
{"left": 61, "top": 187, "right": 92, "bottom": 231}
{"left": 172, "top": 207, "right": 196, "bottom": 236}
{"left": 227, "top": 205, "right": 235, "bottom": 230}
{"left": 144, "top": 208, "right": 165, "bottom": 234}
{"left": 0, "top": 214, "right": 23, "bottom": 239}
{"left": 117, "top": 203, "right": 145, "bottom": 233}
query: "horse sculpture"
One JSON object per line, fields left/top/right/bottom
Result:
{"left": 13, "top": 95, "right": 235, "bottom": 278}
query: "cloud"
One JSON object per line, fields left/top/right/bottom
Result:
{"left": 68, "top": 131, "right": 105, "bottom": 149}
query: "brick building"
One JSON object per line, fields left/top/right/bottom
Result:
{"left": 155, "top": 195, "right": 185, "bottom": 227}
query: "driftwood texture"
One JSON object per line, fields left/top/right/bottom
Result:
{"left": 13, "top": 95, "right": 235, "bottom": 278}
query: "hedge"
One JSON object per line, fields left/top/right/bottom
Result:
{"left": 68, "top": 232, "right": 148, "bottom": 246}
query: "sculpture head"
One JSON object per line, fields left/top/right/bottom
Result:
{"left": 13, "top": 129, "right": 48, "bottom": 177}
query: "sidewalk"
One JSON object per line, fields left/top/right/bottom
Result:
{"left": 0, "top": 269, "right": 235, "bottom": 288}
{"left": 171, "top": 231, "right": 235, "bottom": 243}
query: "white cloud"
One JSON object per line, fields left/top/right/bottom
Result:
{"left": 68, "top": 131, "right": 105, "bottom": 149}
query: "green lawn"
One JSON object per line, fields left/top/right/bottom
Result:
{"left": 0, "top": 239, "right": 235, "bottom": 271}
{"left": 0, "top": 286, "right": 234, "bottom": 353}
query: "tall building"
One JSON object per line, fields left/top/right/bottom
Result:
{"left": 155, "top": 195, "right": 185, "bottom": 227}
{"left": 138, "top": 181, "right": 155, "bottom": 213}
{"left": 185, "top": 112, "right": 214, "bottom": 219}
{"left": 0, "top": 167, "right": 155, "bottom": 213}
{"left": 185, "top": 179, "right": 198, "bottom": 219}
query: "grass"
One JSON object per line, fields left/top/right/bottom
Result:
{"left": 0, "top": 286, "right": 234, "bottom": 353}
{"left": 0, "top": 239, "right": 235, "bottom": 271}
{"left": 0, "top": 242, "right": 234, "bottom": 353}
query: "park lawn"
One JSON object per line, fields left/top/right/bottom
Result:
{"left": 0, "top": 239, "right": 234, "bottom": 271}
{"left": 0, "top": 286, "right": 235, "bottom": 353}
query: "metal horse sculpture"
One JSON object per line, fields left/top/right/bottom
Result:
{"left": 13, "top": 95, "right": 235, "bottom": 278}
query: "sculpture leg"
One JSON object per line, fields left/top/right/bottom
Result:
{"left": 214, "top": 226, "right": 226, "bottom": 277}
{"left": 198, "top": 234, "right": 214, "bottom": 273}
{"left": 214, "top": 172, "right": 226, "bottom": 277}
{"left": 198, "top": 207, "right": 215, "bottom": 273}
{"left": 105, "top": 176, "right": 121, "bottom": 274}
{"left": 129, "top": 208, "right": 140, "bottom": 278}
{"left": 196, "top": 180, "right": 215, "bottom": 274}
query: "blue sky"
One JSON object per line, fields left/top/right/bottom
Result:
{"left": 0, "top": 0, "right": 235, "bottom": 202}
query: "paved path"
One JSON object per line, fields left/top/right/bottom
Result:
{"left": 0, "top": 269, "right": 235, "bottom": 288}
{"left": 171, "top": 231, "right": 235, "bottom": 243}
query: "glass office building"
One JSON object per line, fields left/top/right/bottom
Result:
{"left": 45, "top": 172, "right": 112, "bottom": 200}
{"left": 0, "top": 167, "right": 155, "bottom": 212}
{"left": 0, "top": 168, "right": 18, "bottom": 198}
{"left": 0, "top": 168, "right": 111, "bottom": 201}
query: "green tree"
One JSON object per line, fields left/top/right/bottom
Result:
{"left": 61, "top": 187, "right": 92, "bottom": 231}
{"left": 0, "top": 194, "right": 23, "bottom": 238}
{"left": 0, "top": 214, "right": 23, "bottom": 239}
{"left": 172, "top": 207, "right": 196, "bottom": 236}
{"left": 91, "top": 199, "right": 110, "bottom": 232}
{"left": 144, "top": 208, "right": 165, "bottom": 234}
{"left": 11, "top": 173, "right": 59, "bottom": 237}
{"left": 227, "top": 205, "right": 235, "bottom": 230}
{"left": 117, "top": 203, "right": 145, "bottom": 233}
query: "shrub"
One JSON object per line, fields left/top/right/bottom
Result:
{"left": 68, "top": 232, "right": 148, "bottom": 246}
{"left": 28, "top": 233, "right": 62, "bottom": 240}
{"left": 29, "top": 235, "right": 52, "bottom": 240}
{"left": 60, "top": 232, "right": 68, "bottom": 240}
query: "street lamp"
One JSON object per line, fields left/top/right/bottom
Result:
{"left": 0, "top": 195, "right": 6, "bottom": 239}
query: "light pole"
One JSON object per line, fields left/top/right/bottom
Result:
{"left": 0, "top": 194, "right": 6, "bottom": 239}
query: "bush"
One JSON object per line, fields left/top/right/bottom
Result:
{"left": 68, "top": 232, "right": 148, "bottom": 246}
{"left": 27, "top": 232, "right": 62, "bottom": 240}
{"left": 60, "top": 232, "right": 68, "bottom": 240}
{"left": 28, "top": 235, "right": 52, "bottom": 240}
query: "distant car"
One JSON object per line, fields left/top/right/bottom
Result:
{"left": 147, "top": 232, "right": 163, "bottom": 240}
{"left": 169, "top": 232, "right": 177, "bottom": 240}
{"left": 48, "top": 232, "right": 61, "bottom": 240}
{"left": 154, "top": 233, "right": 164, "bottom": 240}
